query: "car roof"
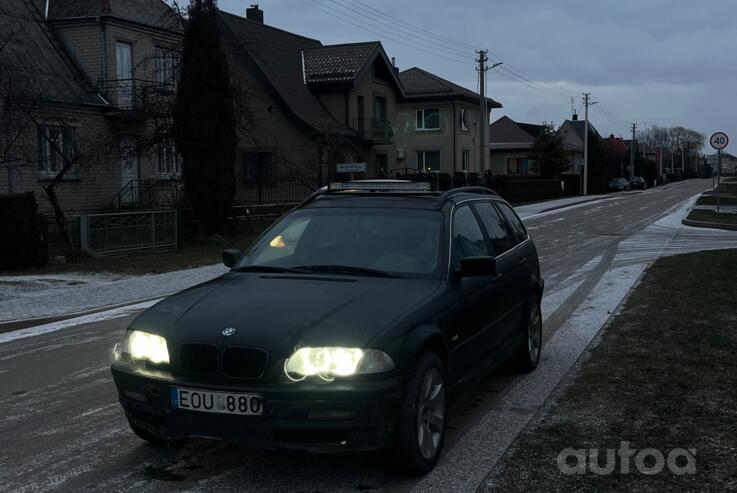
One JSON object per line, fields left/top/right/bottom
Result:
{"left": 298, "top": 181, "right": 504, "bottom": 211}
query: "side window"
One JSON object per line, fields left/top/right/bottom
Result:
{"left": 450, "top": 206, "right": 489, "bottom": 271}
{"left": 474, "top": 202, "right": 516, "bottom": 256}
{"left": 496, "top": 203, "right": 528, "bottom": 244}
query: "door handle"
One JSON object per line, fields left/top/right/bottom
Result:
{"left": 517, "top": 257, "right": 528, "bottom": 266}
{"left": 491, "top": 272, "right": 503, "bottom": 282}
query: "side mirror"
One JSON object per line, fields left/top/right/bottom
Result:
{"left": 222, "top": 249, "right": 241, "bottom": 268}
{"left": 458, "top": 256, "right": 497, "bottom": 278}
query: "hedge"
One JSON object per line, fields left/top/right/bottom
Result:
{"left": 0, "top": 192, "right": 46, "bottom": 271}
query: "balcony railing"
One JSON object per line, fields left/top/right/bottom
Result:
{"left": 352, "top": 118, "right": 394, "bottom": 144}
{"left": 97, "top": 79, "right": 175, "bottom": 113}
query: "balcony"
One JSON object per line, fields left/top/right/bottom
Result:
{"left": 98, "top": 79, "right": 175, "bottom": 118}
{"left": 352, "top": 118, "right": 394, "bottom": 145}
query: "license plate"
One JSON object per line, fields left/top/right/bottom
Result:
{"left": 170, "top": 386, "right": 263, "bottom": 416}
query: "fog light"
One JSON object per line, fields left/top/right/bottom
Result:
{"left": 308, "top": 410, "right": 356, "bottom": 421}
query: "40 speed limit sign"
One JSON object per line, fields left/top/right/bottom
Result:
{"left": 710, "top": 132, "right": 729, "bottom": 150}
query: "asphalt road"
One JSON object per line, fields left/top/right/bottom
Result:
{"left": 0, "top": 179, "right": 720, "bottom": 493}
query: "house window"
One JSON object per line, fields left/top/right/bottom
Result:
{"left": 158, "top": 139, "right": 182, "bottom": 177}
{"left": 38, "top": 126, "right": 73, "bottom": 175}
{"left": 416, "top": 109, "right": 440, "bottom": 130}
{"left": 462, "top": 149, "right": 470, "bottom": 172}
{"left": 241, "top": 152, "right": 273, "bottom": 183}
{"left": 417, "top": 150, "right": 440, "bottom": 172}
{"left": 374, "top": 96, "right": 387, "bottom": 121}
{"left": 507, "top": 157, "right": 530, "bottom": 175}
{"left": 460, "top": 108, "right": 470, "bottom": 131}
{"left": 154, "top": 47, "right": 180, "bottom": 87}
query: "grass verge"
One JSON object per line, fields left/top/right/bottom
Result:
{"left": 686, "top": 209, "right": 737, "bottom": 225}
{"left": 696, "top": 195, "right": 737, "bottom": 206}
{"left": 484, "top": 250, "right": 737, "bottom": 492}
{"left": 6, "top": 234, "right": 258, "bottom": 276}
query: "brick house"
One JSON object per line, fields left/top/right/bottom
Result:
{"left": 217, "top": 6, "right": 404, "bottom": 196}
{"left": 0, "top": 0, "right": 183, "bottom": 248}
{"left": 489, "top": 116, "right": 545, "bottom": 176}
{"left": 394, "top": 67, "right": 501, "bottom": 176}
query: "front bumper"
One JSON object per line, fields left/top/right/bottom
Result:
{"left": 111, "top": 362, "right": 404, "bottom": 453}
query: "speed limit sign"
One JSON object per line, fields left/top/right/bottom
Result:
{"left": 710, "top": 132, "right": 729, "bottom": 150}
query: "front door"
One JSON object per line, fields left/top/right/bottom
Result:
{"left": 115, "top": 42, "right": 133, "bottom": 109}
{"left": 120, "top": 140, "right": 138, "bottom": 206}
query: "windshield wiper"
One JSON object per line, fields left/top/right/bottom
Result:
{"left": 295, "top": 265, "right": 401, "bottom": 278}
{"left": 232, "top": 265, "right": 309, "bottom": 274}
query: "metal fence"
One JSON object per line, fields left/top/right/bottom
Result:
{"left": 235, "top": 176, "right": 321, "bottom": 205}
{"left": 80, "top": 210, "right": 178, "bottom": 256}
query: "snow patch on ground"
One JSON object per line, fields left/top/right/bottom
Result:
{"left": 0, "top": 299, "right": 161, "bottom": 345}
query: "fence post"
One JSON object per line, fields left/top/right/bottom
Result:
{"left": 80, "top": 215, "right": 89, "bottom": 251}
{"left": 151, "top": 211, "right": 156, "bottom": 247}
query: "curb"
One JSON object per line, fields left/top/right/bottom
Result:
{"left": 0, "top": 293, "right": 172, "bottom": 334}
{"left": 682, "top": 219, "right": 737, "bottom": 231}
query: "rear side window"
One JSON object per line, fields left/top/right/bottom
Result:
{"left": 450, "top": 205, "right": 489, "bottom": 270}
{"left": 496, "top": 202, "right": 528, "bottom": 244}
{"left": 473, "top": 202, "right": 516, "bottom": 256}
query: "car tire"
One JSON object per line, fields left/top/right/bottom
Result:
{"left": 393, "top": 352, "right": 446, "bottom": 476}
{"left": 511, "top": 296, "right": 543, "bottom": 373}
{"left": 128, "top": 419, "right": 186, "bottom": 448}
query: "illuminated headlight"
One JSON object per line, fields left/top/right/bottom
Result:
{"left": 284, "top": 347, "right": 395, "bottom": 382}
{"left": 116, "top": 330, "right": 170, "bottom": 365}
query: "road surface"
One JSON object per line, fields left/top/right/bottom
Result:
{"left": 0, "top": 179, "right": 729, "bottom": 492}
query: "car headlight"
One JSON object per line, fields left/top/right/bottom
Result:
{"left": 115, "top": 330, "right": 170, "bottom": 365}
{"left": 284, "top": 347, "right": 395, "bottom": 382}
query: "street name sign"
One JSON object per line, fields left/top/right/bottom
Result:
{"left": 336, "top": 162, "right": 367, "bottom": 173}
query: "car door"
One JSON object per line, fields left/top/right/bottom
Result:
{"left": 472, "top": 201, "right": 521, "bottom": 347}
{"left": 494, "top": 201, "right": 534, "bottom": 342}
{"left": 448, "top": 204, "right": 507, "bottom": 379}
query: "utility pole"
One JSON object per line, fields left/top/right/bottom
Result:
{"left": 629, "top": 123, "right": 637, "bottom": 178}
{"left": 477, "top": 50, "right": 488, "bottom": 174}
{"left": 582, "top": 93, "right": 596, "bottom": 196}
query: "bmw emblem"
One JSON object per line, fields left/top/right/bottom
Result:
{"left": 222, "top": 327, "right": 237, "bottom": 337}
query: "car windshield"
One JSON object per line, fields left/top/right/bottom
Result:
{"left": 235, "top": 208, "right": 444, "bottom": 279}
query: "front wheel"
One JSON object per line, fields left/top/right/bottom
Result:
{"left": 393, "top": 352, "right": 446, "bottom": 475}
{"left": 511, "top": 296, "right": 543, "bottom": 373}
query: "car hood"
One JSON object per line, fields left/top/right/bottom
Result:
{"left": 130, "top": 272, "right": 440, "bottom": 356}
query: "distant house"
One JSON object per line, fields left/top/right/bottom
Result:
{"left": 706, "top": 152, "right": 737, "bottom": 176}
{"left": 558, "top": 115, "right": 600, "bottom": 174}
{"left": 489, "top": 116, "right": 545, "bottom": 176}
{"left": 624, "top": 140, "right": 657, "bottom": 163}
{"left": 394, "top": 67, "right": 502, "bottom": 175}
{"left": 218, "top": 6, "right": 404, "bottom": 186}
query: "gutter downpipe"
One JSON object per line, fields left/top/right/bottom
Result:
{"left": 452, "top": 101, "right": 457, "bottom": 173}
{"left": 100, "top": 16, "right": 108, "bottom": 91}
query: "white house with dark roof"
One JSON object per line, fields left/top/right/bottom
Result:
{"left": 489, "top": 116, "right": 546, "bottom": 176}
{"left": 394, "top": 67, "right": 502, "bottom": 176}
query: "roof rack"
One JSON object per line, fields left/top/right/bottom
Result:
{"left": 435, "top": 187, "right": 499, "bottom": 208}
{"left": 298, "top": 180, "right": 436, "bottom": 207}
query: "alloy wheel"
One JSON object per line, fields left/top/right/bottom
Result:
{"left": 416, "top": 367, "right": 445, "bottom": 460}
{"left": 528, "top": 303, "right": 542, "bottom": 363}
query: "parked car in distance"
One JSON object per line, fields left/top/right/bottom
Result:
{"left": 628, "top": 176, "right": 647, "bottom": 189}
{"left": 608, "top": 178, "right": 631, "bottom": 192}
{"left": 110, "top": 181, "right": 545, "bottom": 475}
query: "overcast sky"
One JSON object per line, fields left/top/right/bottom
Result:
{"left": 219, "top": 0, "right": 735, "bottom": 153}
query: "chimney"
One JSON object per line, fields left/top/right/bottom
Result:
{"left": 572, "top": 112, "right": 578, "bottom": 121}
{"left": 246, "top": 3, "right": 263, "bottom": 23}
{"left": 391, "top": 56, "right": 399, "bottom": 74}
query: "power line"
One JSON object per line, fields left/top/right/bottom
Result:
{"left": 301, "top": 0, "right": 474, "bottom": 64}
{"left": 327, "top": 0, "right": 477, "bottom": 55}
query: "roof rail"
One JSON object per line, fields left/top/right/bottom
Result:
{"left": 435, "top": 187, "right": 499, "bottom": 208}
{"left": 297, "top": 180, "right": 437, "bottom": 208}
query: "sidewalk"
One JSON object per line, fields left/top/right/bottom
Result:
{"left": 0, "top": 264, "right": 228, "bottom": 324}
{"left": 514, "top": 195, "right": 613, "bottom": 219}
